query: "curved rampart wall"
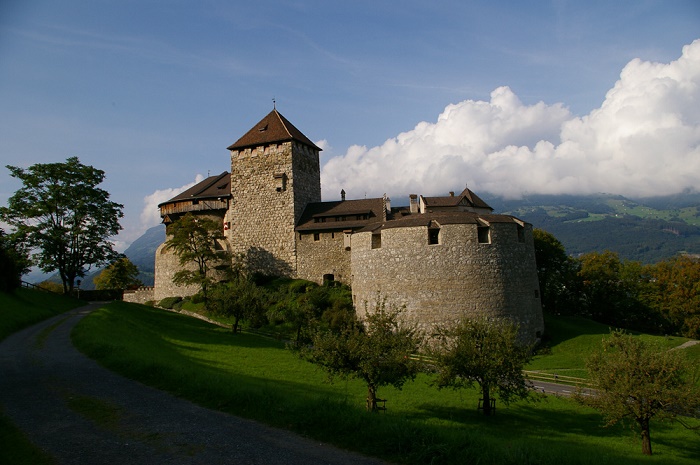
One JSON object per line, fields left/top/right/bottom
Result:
{"left": 350, "top": 221, "right": 544, "bottom": 342}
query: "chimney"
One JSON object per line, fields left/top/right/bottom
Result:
{"left": 383, "top": 193, "right": 391, "bottom": 220}
{"left": 341, "top": 189, "right": 346, "bottom": 201}
{"left": 409, "top": 194, "right": 418, "bottom": 213}
{"left": 449, "top": 191, "right": 454, "bottom": 197}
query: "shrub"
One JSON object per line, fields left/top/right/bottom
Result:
{"left": 158, "top": 296, "right": 182, "bottom": 309}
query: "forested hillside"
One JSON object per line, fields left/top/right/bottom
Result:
{"left": 487, "top": 193, "right": 700, "bottom": 263}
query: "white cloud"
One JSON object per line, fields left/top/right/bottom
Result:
{"left": 139, "top": 174, "right": 205, "bottom": 230}
{"left": 321, "top": 39, "right": 700, "bottom": 201}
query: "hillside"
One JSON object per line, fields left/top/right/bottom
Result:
{"left": 486, "top": 193, "right": 700, "bottom": 263}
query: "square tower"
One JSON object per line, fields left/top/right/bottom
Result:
{"left": 226, "top": 109, "right": 321, "bottom": 276}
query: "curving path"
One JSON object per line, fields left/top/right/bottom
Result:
{"left": 0, "top": 303, "right": 388, "bottom": 465}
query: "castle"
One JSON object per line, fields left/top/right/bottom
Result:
{"left": 127, "top": 109, "right": 544, "bottom": 341}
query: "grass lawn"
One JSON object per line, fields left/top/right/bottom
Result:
{"left": 0, "top": 288, "right": 82, "bottom": 342}
{"left": 72, "top": 302, "right": 700, "bottom": 465}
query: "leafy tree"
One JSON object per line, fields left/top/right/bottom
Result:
{"left": 0, "top": 229, "right": 22, "bottom": 292}
{"left": 532, "top": 228, "right": 581, "bottom": 314}
{"left": 646, "top": 255, "right": 700, "bottom": 338}
{"left": 300, "top": 300, "right": 423, "bottom": 412}
{"left": 577, "top": 330, "right": 700, "bottom": 456}
{"left": 93, "top": 256, "right": 143, "bottom": 290}
{"left": 165, "top": 213, "right": 229, "bottom": 303}
{"left": 0, "top": 157, "right": 123, "bottom": 294}
{"left": 208, "top": 274, "right": 265, "bottom": 333}
{"left": 429, "top": 316, "right": 534, "bottom": 416}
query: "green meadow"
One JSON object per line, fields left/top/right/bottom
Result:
{"left": 69, "top": 301, "right": 700, "bottom": 465}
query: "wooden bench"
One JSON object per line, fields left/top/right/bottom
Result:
{"left": 366, "top": 398, "right": 387, "bottom": 412}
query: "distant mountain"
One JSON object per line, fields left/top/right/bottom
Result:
{"left": 485, "top": 193, "right": 700, "bottom": 263}
{"left": 121, "top": 225, "right": 165, "bottom": 287}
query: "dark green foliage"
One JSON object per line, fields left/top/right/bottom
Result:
{"left": 577, "top": 330, "right": 700, "bottom": 456}
{"left": 208, "top": 274, "right": 265, "bottom": 333}
{"left": 430, "top": 316, "right": 535, "bottom": 416}
{"left": 165, "top": 213, "right": 229, "bottom": 303}
{"left": 93, "top": 256, "right": 142, "bottom": 290}
{"left": 0, "top": 157, "right": 123, "bottom": 294}
{"left": 0, "top": 230, "right": 21, "bottom": 292}
{"left": 158, "top": 297, "right": 182, "bottom": 309}
{"left": 300, "top": 299, "right": 423, "bottom": 412}
{"left": 533, "top": 229, "right": 581, "bottom": 313}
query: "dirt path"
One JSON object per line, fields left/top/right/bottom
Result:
{"left": 0, "top": 303, "right": 388, "bottom": 465}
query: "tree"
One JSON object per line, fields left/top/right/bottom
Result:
{"left": 646, "top": 255, "right": 700, "bottom": 338}
{"left": 533, "top": 228, "right": 581, "bottom": 314}
{"left": 93, "top": 256, "right": 142, "bottom": 290}
{"left": 429, "top": 316, "right": 534, "bottom": 416}
{"left": 300, "top": 300, "right": 423, "bottom": 412}
{"left": 208, "top": 274, "right": 265, "bottom": 333}
{"left": 577, "top": 330, "right": 700, "bottom": 456}
{"left": 165, "top": 213, "right": 229, "bottom": 303}
{"left": 0, "top": 229, "right": 22, "bottom": 292}
{"left": 0, "top": 157, "right": 123, "bottom": 294}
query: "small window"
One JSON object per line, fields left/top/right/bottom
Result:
{"left": 371, "top": 233, "right": 382, "bottom": 249}
{"left": 535, "top": 290, "right": 540, "bottom": 299}
{"left": 477, "top": 226, "right": 491, "bottom": 244}
{"left": 517, "top": 225, "right": 525, "bottom": 243}
{"left": 331, "top": 232, "right": 335, "bottom": 239}
{"left": 428, "top": 228, "right": 440, "bottom": 245}
{"left": 344, "top": 231, "right": 352, "bottom": 250}
{"left": 274, "top": 173, "right": 286, "bottom": 192}
{"left": 313, "top": 232, "right": 320, "bottom": 242}
{"left": 323, "top": 274, "right": 335, "bottom": 284}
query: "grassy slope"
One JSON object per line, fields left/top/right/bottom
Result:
{"left": 0, "top": 288, "right": 82, "bottom": 342}
{"left": 0, "top": 288, "right": 82, "bottom": 465}
{"left": 72, "top": 302, "right": 700, "bottom": 465}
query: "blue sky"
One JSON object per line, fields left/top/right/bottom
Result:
{"left": 1, "top": 0, "right": 699, "bottom": 250}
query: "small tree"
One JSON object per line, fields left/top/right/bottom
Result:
{"left": 165, "top": 213, "right": 229, "bottom": 303}
{"left": 1, "top": 157, "right": 123, "bottom": 293}
{"left": 300, "top": 300, "right": 423, "bottom": 412}
{"left": 576, "top": 330, "right": 700, "bottom": 456}
{"left": 93, "top": 256, "right": 142, "bottom": 290}
{"left": 430, "top": 315, "right": 534, "bottom": 416}
{"left": 208, "top": 274, "right": 265, "bottom": 333}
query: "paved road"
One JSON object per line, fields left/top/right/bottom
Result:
{"left": 0, "top": 303, "right": 388, "bottom": 465}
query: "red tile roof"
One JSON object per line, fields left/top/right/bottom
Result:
{"left": 227, "top": 109, "right": 322, "bottom": 151}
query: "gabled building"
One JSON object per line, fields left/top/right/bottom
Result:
{"left": 142, "top": 109, "right": 544, "bottom": 341}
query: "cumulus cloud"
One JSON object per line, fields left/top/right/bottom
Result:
{"left": 139, "top": 174, "right": 205, "bottom": 229}
{"left": 322, "top": 39, "right": 700, "bottom": 201}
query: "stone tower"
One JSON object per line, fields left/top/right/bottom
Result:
{"left": 226, "top": 109, "right": 321, "bottom": 276}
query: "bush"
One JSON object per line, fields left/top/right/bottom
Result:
{"left": 158, "top": 296, "right": 182, "bottom": 309}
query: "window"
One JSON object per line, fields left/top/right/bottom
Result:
{"left": 371, "top": 232, "right": 382, "bottom": 249}
{"left": 428, "top": 228, "right": 440, "bottom": 245}
{"left": 274, "top": 173, "right": 286, "bottom": 192}
{"left": 517, "top": 224, "right": 525, "bottom": 243}
{"left": 323, "top": 274, "right": 335, "bottom": 284}
{"left": 534, "top": 290, "right": 540, "bottom": 299}
{"left": 313, "top": 232, "right": 320, "bottom": 242}
{"left": 344, "top": 231, "right": 352, "bottom": 250}
{"left": 477, "top": 226, "right": 491, "bottom": 244}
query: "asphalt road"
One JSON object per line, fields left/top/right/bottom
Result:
{"left": 0, "top": 303, "right": 389, "bottom": 465}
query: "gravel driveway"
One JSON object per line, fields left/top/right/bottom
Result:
{"left": 0, "top": 303, "right": 389, "bottom": 465}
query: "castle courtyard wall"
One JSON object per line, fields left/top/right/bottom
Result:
{"left": 296, "top": 230, "right": 352, "bottom": 284}
{"left": 350, "top": 221, "right": 544, "bottom": 342}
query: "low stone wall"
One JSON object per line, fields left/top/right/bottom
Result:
{"left": 123, "top": 286, "right": 155, "bottom": 304}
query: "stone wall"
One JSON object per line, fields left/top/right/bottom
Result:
{"left": 228, "top": 141, "right": 321, "bottom": 277}
{"left": 153, "top": 242, "right": 202, "bottom": 301}
{"left": 296, "top": 230, "right": 352, "bottom": 284}
{"left": 123, "top": 286, "right": 155, "bottom": 304}
{"left": 350, "top": 221, "right": 544, "bottom": 342}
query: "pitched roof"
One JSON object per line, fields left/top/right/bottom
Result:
{"left": 226, "top": 109, "right": 322, "bottom": 151}
{"left": 421, "top": 187, "right": 492, "bottom": 210}
{"left": 357, "top": 211, "right": 524, "bottom": 233}
{"left": 158, "top": 172, "right": 231, "bottom": 207}
{"left": 296, "top": 198, "right": 385, "bottom": 232}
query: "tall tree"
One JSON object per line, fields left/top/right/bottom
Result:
{"left": 1, "top": 157, "right": 123, "bottom": 294}
{"left": 577, "top": 330, "right": 700, "bottom": 456}
{"left": 165, "top": 213, "right": 229, "bottom": 303}
{"left": 533, "top": 228, "right": 581, "bottom": 314}
{"left": 93, "top": 256, "right": 142, "bottom": 290}
{"left": 300, "top": 300, "right": 423, "bottom": 412}
{"left": 646, "top": 255, "right": 700, "bottom": 338}
{"left": 429, "top": 316, "right": 534, "bottom": 416}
